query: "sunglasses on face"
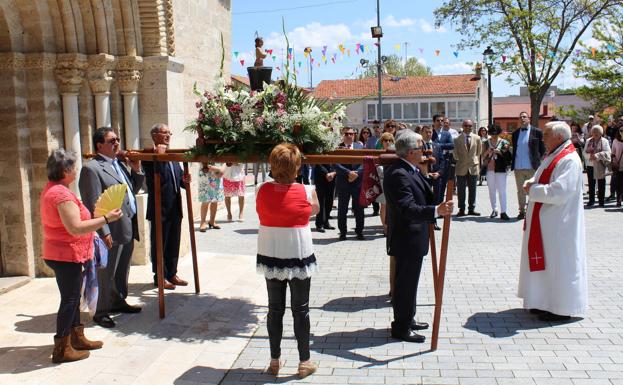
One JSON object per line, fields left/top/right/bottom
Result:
{"left": 344, "top": 132, "right": 355, "bottom": 136}
{"left": 362, "top": 131, "right": 370, "bottom": 135}
{"left": 382, "top": 139, "right": 394, "bottom": 143}
{"left": 106, "top": 137, "right": 120, "bottom": 144}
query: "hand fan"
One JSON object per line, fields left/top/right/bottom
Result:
{"left": 93, "top": 184, "right": 127, "bottom": 217}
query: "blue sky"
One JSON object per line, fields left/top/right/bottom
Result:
{"left": 231, "top": 0, "right": 589, "bottom": 96}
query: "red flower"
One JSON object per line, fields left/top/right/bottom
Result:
{"left": 228, "top": 103, "right": 242, "bottom": 115}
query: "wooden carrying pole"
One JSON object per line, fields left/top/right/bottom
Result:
{"left": 120, "top": 149, "right": 398, "bottom": 318}
{"left": 430, "top": 165, "right": 455, "bottom": 351}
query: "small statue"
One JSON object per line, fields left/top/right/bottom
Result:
{"left": 254, "top": 37, "right": 267, "bottom": 67}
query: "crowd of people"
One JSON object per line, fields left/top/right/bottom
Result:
{"left": 39, "top": 112, "right": 619, "bottom": 376}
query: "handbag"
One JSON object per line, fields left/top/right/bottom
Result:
{"left": 359, "top": 156, "right": 382, "bottom": 207}
{"left": 93, "top": 235, "right": 108, "bottom": 269}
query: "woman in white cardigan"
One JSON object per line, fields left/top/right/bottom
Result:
{"left": 583, "top": 125, "right": 611, "bottom": 207}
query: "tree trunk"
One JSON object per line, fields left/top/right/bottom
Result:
{"left": 529, "top": 91, "right": 546, "bottom": 128}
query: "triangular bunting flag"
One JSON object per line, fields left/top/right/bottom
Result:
{"left": 266, "top": 49, "right": 273, "bottom": 55}
{"left": 591, "top": 47, "right": 596, "bottom": 57}
{"left": 240, "top": 59, "right": 244, "bottom": 66}
{"left": 233, "top": 51, "right": 239, "bottom": 58}
{"left": 453, "top": 51, "right": 459, "bottom": 58}
{"left": 419, "top": 48, "right": 424, "bottom": 54}
{"left": 434, "top": 50, "right": 440, "bottom": 56}
{"left": 502, "top": 55, "right": 507, "bottom": 63}
{"left": 394, "top": 44, "right": 401, "bottom": 51}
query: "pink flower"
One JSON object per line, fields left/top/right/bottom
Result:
{"left": 214, "top": 115, "right": 222, "bottom": 125}
{"left": 203, "top": 91, "right": 209, "bottom": 97}
{"left": 198, "top": 112, "right": 205, "bottom": 121}
{"left": 195, "top": 101, "right": 202, "bottom": 108}
{"left": 275, "top": 93, "right": 287, "bottom": 106}
{"left": 254, "top": 116, "right": 265, "bottom": 127}
{"left": 228, "top": 103, "right": 242, "bottom": 115}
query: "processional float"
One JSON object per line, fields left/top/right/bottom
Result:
{"left": 109, "top": 147, "right": 454, "bottom": 352}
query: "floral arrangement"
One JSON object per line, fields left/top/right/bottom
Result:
{"left": 187, "top": 79, "right": 347, "bottom": 159}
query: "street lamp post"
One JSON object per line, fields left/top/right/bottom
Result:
{"left": 371, "top": 0, "right": 383, "bottom": 123}
{"left": 483, "top": 46, "right": 495, "bottom": 128}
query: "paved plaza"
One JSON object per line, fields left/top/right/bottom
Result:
{"left": 1, "top": 178, "right": 622, "bottom": 385}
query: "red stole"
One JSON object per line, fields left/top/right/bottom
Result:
{"left": 527, "top": 143, "right": 576, "bottom": 271}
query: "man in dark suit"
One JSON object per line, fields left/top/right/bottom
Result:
{"left": 383, "top": 130, "right": 454, "bottom": 343}
{"left": 143, "top": 123, "right": 190, "bottom": 290}
{"left": 79, "top": 127, "right": 144, "bottom": 328}
{"left": 511, "top": 112, "right": 546, "bottom": 219}
{"left": 333, "top": 127, "right": 365, "bottom": 240}
{"left": 313, "top": 164, "right": 336, "bottom": 232}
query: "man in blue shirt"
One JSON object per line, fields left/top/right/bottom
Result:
{"left": 511, "top": 112, "right": 546, "bottom": 219}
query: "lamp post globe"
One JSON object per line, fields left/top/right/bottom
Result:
{"left": 482, "top": 46, "right": 495, "bottom": 129}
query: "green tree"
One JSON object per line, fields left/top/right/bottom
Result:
{"left": 434, "top": 0, "right": 622, "bottom": 127}
{"left": 359, "top": 54, "right": 432, "bottom": 78}
{"left": 573, "top": 10, "right": 623, "bottom": 118}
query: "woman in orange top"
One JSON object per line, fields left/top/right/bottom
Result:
{"left": 41, "top": 149, "right": 122, "bottom": 363}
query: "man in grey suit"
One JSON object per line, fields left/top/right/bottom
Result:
{"left": 79, "top": 127, "right": 144, "bottom": 328}
{"left": 453, "top": 119, "right": 483, "bottom": 217}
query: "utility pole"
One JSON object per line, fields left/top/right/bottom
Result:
{"left": 376, "top": 0, "right": 382, "bottom": 123}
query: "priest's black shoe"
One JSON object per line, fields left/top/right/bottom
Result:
{"left": 323, "top": 223, "right": 335, "bottom": 230}
{"left": 93, "top": 315, "right": 115, "bottom": 328}
{"left": 110, "top": 301, "right": 142, "bottom": 314}
{"left": 456, "top": 210, "right": 466, "bottom": 217}
{"left": 410, "top": 321, "right": 429, "bottom": 330}
{"left": 538, "top": 312, "right": 571, "bottom": 322}
{"left": 391, "top": 329, "right": 426, "bottom": 343}
{"left": 315, "top": 226, "right": 326, "bottom": 233}
{"left": 468, "top": 210, "right": 481, "bottom": 216}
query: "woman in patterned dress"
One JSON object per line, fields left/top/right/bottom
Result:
{"left": 198, "top": 163, "right": 224, "bottom": 231}
{"left": 223, "top": 163, "right": 246, "bottom": 221}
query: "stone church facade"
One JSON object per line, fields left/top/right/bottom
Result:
{"left": 0, "top": 0, "right": 232, "bottom": 277}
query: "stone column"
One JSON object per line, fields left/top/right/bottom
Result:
{"left": 56, "top": 54, "right": 88, "bottom": 193}
{"left": 117, "top": 56, "right": 143, "bottom": 149}
{"left": 88, "top": 54, "right": 115, "bottom": 128}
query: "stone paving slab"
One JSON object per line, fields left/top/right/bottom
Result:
{"left": 1, "top": 177, "right": 622, "bottom": 385}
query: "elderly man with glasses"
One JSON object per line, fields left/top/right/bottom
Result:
{"left": 79, "top": 127, "right": 145, "bottom": 328}
{"left": 511, "top": 112, "right": 546, "bottom": 219}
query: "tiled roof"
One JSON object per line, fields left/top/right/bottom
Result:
{"left": 231, "top": 75, "right": 250, "bottom": 87}
{"left": 312, "top": 74, "right": 480, "bottom": 99}
{"left": 493, "top": 103, "right": 547, "bottom": 118}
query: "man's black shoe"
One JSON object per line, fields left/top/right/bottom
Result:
{"left": 468, "top": 210, "right": 481, "bottom": 216}
{"left": 538, "top": 312, "right": 571, "bottom": 322}
{"left": 372, "top": 210, "right": 379, "bottom": 216}
{"left": 500, "top": 212, "right": 510, "bottom": 221}
{"left": 110, "top": 301, "right": 142, "bottom": 314}
{"left": 93, "top": 315, "right": 115, "bottom": 328}
{"left": 456, "top": 210, "right": 467, "bottom": 217}
{"left": 356, "top": 233, "right": 365, "bottom": 240}
{"left": 323, "top": 223, "right": 336, "bottom": 230}
{"left": 338, "top": 233, "right": 347, "bottom": 241}
{"left": 410, "top": 321, "right": 429, "bottom": 331}
{"left": 529, "top": 308, "right": 547, "bottom": 315}
{"left": 517, "top": 212, "right": 525, "bottom": 220}
{"left": 391, "top": 329, "right": 426, "bottom": 343}
{"left": 315, "top": 227, "right": 326, "bottom": 233}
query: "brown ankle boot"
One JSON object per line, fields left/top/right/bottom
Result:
{"left": 52, "top": 335, "right": 90, "bottom": 363}
{"left": 71, "top": 325, "right": 103, "bottom": 350}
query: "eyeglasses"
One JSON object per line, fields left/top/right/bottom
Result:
{"left": 382, "top": 139, "right": 394, "bottom": 143}
{"left": 156, "top": 131, "right": 172, "bottom": 136}
{"left": 344, "top": 132, "right": 355, "bottom": 136}
{"left": 412, "top": 146, "right": 425, "bottom": 151}
{"left": 463, "top": 125, "right": 473, "bottom": 128}
{"left": 106, "top": 137, "right": 120, "bottom": 144}
{"left": 520, "top": 115, "right": 529, "bottom": 119}
{"left": 388, "top": 125, "right": 396, "bottom": 128}
{"left": 362, "top": 131, "right": 370, "bottom": 135}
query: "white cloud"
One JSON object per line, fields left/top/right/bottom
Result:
{"left": 384, "top": 15, "right": 415, "bottom": 27}
{"left": 418, "top": 19, "right": 446, "bottom": 34}
{"left": 581, "top": 37, "right": 604, "bottom": 48}
{"left": 264, "top": 23, "right": 354, "bottom": 51}
{"left": 355, "top": 15, "right": 416, "bottom": 28}
{"left": 432, "top": 62, "right": 472, "bottom": 74}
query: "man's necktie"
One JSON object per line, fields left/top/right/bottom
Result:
{"left": 169, "top": 162, "right": 178, "bottom": 192}
{"left": 465, "top": 135, "right": 470, "bottom": 149}
{"left": 112, "top": 159, "right": 137, "bottom": 216}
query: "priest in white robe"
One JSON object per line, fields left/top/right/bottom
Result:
{"left": 518, "top": 121, "right": 587, "bottom": 322}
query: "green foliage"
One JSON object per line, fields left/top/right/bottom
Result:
{"left": 434, "top": 0, "right": 622, "bottom": 125}
{"left": 572, "top": 10, "right": 623, "bottom": 118}
{"left": 359, "top": 54, "right": 432, "bottom": 78}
